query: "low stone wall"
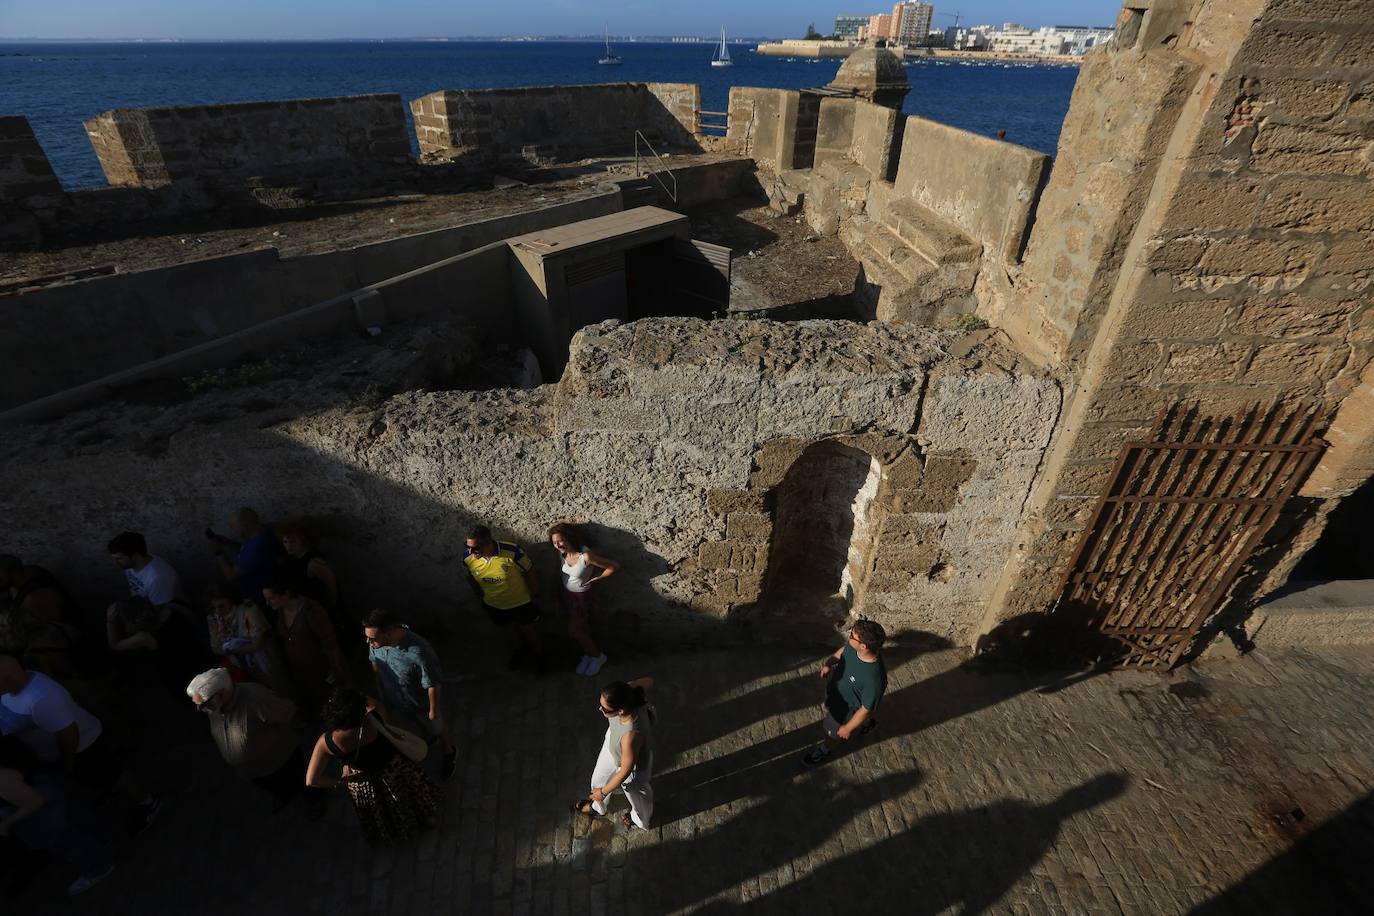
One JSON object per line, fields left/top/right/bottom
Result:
{"left": 0, "top": 190, "right": 622, "bottom": 412}
{"left": 892, "top": 117, "right": 1049, "bottom": 264}
{"left": 726, "top": 88, "right": 797, "bottom": 170}
{"left": 411, "top": 83, "right": 700, "bottom": 168}
{"left": 0, "top": 320, "right": 1059, "bottom": 647}
{"left": 83, "top": 94, "right": 412, "bottom": 188}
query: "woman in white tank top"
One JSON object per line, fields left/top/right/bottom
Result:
{"left": 549, "top": 523, "right": 620, "bottom": 676}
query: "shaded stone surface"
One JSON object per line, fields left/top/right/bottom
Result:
{"left": 23, "top": 643, "right": 1374, "bottom": 913}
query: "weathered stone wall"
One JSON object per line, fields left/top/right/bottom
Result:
{"left": 1, "top": 320, "right": 1059, "bottom": 648}
{"left": 892, "top": 116, "right": 1049, "bottom": 265}
{"left": 411, "top": 83, "right": 700, "bottom": 168}
{"left": 0, "top": 116, "right": 66, "bottom": 246}
{"left": 982, "top": 0, "right": 1374, "bottom": 637}
{"left": 83, "top": 94, "right": 412, "bottom": 188}
{"left": 0, "top": 191, "right": 622, "bottom": 413}
{"left": 725, "top": 88, "right": 800, "bottom": 171}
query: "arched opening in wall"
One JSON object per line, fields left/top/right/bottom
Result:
{"left": 1289, "top": 476, "right": 1374, "bottom": 582}
{"left": 761, "top": 441, "right": 883, "bottom": 630}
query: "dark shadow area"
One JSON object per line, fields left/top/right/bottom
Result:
{"left": 686, "top": 199, "right": 782, "bottom": 254}
{"left": 738, "top": 292, "right": 861, "bottom": 322}
{"left": 1289, "top": 476, "right": 1374, "bottom": 581}
{"left": 1192, "top": 789, "right": 1374, "bottom": 916}
{"left": 695, "top": 772, "right": 1130, "bottom": 914}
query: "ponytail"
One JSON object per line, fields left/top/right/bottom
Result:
{"left": 601, "top": 681, "right": 646, "bottom": 714}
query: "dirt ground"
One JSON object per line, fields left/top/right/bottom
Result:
{"left": 687, "top": 200, "right": 860, "bottom": 318}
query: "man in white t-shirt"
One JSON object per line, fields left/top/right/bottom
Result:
{"left": 0, "top": 653, "right": 161, "bottom": 831}
{"left": 107, "top": 531, "right": 182, "bottom": 606}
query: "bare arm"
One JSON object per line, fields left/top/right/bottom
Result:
{"left": 305, "top": 735, "right": 338, "bottom": 788}
{"left": 427, "top": 685, "right": 442, "bottom": 721}
{"left": 54, "top": 722, "right": 80, "bottom": 774}
{"left": 307, "top": 558, "right": 339, "bottom": 608}
{"left": 584, "top": 551, "right": 619, "bottom": 583}
{"left": 593, "top": 732, "right": 640, "bottom": 798}
{"left": 106, "top": 604, "right": 156, "bottom": 652}
{"left": 819, "top": 645, "right": 844, "bottom": 678}
{"left": 835, "top": 705, "right": 870, "bottom": 741}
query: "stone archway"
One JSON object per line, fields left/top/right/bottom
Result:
{"left": 762, "top": 440, "right": 884, "bottom": 625}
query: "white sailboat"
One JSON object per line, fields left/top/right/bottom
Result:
{"left": 711, "top": 26, "right": 733, "bottom": 67}
{"left": 598, "top": 28, "right": 622, "bottom": 65}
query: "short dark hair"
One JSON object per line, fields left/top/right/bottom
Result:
{"left": 851, "top": 619, "right": 886, "bottom": 651}
{"left": 601, "top": 681, "right": 647, "bottom": 714}
{"left": 468, "top": 524, "right": 493, "bottom": 543}
{"left": 0, "top": 555, "right": 23, "bottom": 575}
{"left": 320, "top": 688, "right": 369, "bottom": 730}
{"left": 233, "top": 507, "right": 260, "bottom": 525}
{"left": 362, "top": 608, "right": 401, "bottom": 631}
{"left": 113, "top": 597, "right": 160, "bottom": 632}
{"left": 107, "top": 532, "right": 148, "bottom": 556}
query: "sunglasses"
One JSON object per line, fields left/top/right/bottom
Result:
{"left": 598, "top": 703, "right": 618, "bottom": 716}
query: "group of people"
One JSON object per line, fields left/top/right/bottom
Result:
{"left": 1, "top": 510, "right": 892, "bottom": 898}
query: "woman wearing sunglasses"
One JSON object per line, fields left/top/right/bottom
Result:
{"left": 572, "top": 677, "right": 655, "bottom": 829}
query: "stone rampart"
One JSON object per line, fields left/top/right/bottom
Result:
{"left": 83, "top": 94, "right": 412, "bottom": 188}
{"left": 892, "top": 117, "right": 1049, "bottom": 265}
{"left": 0, "top": 319, "right": 1058, "bottom": 646}
{"left": 0, "top": 116, "right": 66, "bottom": 246}
{"left": 982, "top": 0, "right": 1374, "bottom": 643}
{"left": 411, "top": 83, "right": 700, "bottom": 168}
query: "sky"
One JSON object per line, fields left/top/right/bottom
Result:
{"left": 0, "top": 1, "right": 1125, "bottom": 40}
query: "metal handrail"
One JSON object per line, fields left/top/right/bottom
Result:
{"left": 634, "top": 130, "right": 677, "bottom": 203}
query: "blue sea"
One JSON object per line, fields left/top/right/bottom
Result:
{"left": 0, "top": 41, "right": 1082, "bottom": 190}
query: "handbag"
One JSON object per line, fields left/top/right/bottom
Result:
{"left": 367, "top": 711, "right": 428, "bottom": 763}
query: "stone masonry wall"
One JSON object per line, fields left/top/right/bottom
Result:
{"left": 0, "top": 116, "right": 66, "bottom": 246}
{"left": 983, "top": 0, "right": 1374, "bottom": 634}
{"left": 411, "top": 83, "right": 700, "bottom": 168}
{"left": 83, "top": 94, "right": 412, "bottom": 188}
{"left": 0, "top": 319, "right": 1058, "bottom": 648}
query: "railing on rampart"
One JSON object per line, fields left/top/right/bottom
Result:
{"left": 697, "top": 109, "right": 728, "bottom": 135}
{"left": 633, "top": 130, "right": 678, "bottom": 203}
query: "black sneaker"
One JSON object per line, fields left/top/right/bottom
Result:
{"left": 441, "top": 750, "right": 459, "bottom": 781}
{"left": 856, "top": 717, "right": 878, "bottom": 737}
{"left": 801, "top": 745, "right": 832, "bottom": 768}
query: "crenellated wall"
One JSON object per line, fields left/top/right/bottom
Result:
{"left": 83, "top": 94, "right": 412, "bottom": 188}
{"left": 411, "top": 82, "right": 700, "bottom": 167}
{"left": 0, "top": 116, "right": 66, "bottom": 245}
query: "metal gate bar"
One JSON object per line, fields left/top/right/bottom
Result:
{"left": 1054, "top": 402, "right": 1325, "bottom": 668}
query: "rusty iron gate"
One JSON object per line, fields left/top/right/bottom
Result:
{"left": 1055, "top": 403, "right": 1326, "bottom": 668}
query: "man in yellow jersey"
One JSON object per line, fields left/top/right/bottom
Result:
{"left": 463, "top": 525, "right": 544, "bottom": 670}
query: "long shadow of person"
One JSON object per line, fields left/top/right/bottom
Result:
{"left": 654, "top": 633, "right": 1100, "bottom": 826}
{"left": 695, "top": 772, "right": 1130, "bottom": 915}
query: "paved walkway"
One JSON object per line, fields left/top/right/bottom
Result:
{"left": 22, "top": 643, "right": 1374, "bottom": 914}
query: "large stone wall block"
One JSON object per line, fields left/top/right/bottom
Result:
{"left": 917, "top": 372, "right": 1061, "bottom": 454}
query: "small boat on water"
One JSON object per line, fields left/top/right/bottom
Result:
{"left": 598, "top": 29, "right": 622, "bottom": 65}
{"left": 711, "top": 26, "right": 733, "bottom": 67}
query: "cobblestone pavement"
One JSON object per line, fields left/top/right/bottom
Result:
{"left": 22, "top": 642, "right": 1374, "bottom": 915}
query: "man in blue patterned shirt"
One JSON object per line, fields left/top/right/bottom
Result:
{"left": 363, "top": 608, "right": 457, "bottom": 780}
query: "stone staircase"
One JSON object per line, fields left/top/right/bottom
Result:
{"left": 842, "top": 183, "right": 983, "bottom": 324}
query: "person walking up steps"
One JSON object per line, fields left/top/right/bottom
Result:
{"left": 549, "top": 523, "right": 618, "bottom": 676}
{"left": 572, "top": 677, "right": 655, "bottom": 829}
{"left": 803, "top": 619, "right": 887, "bottom": 767}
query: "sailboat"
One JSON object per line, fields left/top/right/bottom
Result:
{"left": 711, "top": 26, "right": 733, "bottom": 67}
{"left": 598, "top": 29, "right": 622, "bottom": 65}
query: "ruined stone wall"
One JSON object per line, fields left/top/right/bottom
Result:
{"left": 725, "top": 88, "right": 800, "bottom": 171}
{"left": 1, "top": 320, "right": 1059, "bottom": 648}
{"left": 982, "top": 0, "right": 1374, "bottom": 634}
{"left": 83, "top": 94, "right": 412, "bottom": 188}
{"left": 411, "top": 83, "right": 700, "bottom": 168}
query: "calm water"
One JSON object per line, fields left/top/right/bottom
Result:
{"left": 0, "top": 41, "right": 1081, "bottom": 190}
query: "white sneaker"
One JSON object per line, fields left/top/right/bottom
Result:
{"left": 575, "top": 655, "right": 591, "bottom": 675}
{"left": 584, "top": 654, "right": 608, "bottom": 676}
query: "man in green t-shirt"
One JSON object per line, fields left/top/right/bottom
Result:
{"left": 803, "top": 619, "right": 887, "bottom": 767}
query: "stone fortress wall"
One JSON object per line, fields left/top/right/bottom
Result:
{"left": 4, "top": 0, "right": 1373, "bottom": 656}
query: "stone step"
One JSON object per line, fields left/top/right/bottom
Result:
{"left": 849, "top": 220, "right": 938, "bottom": 288}
{"left": 878, "top": 197, "right": 983, "bottom": 266}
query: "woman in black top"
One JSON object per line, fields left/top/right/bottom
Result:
{"left": 305, "top": 688, "right": 441, "bottom": 845}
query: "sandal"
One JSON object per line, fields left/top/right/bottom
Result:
{"left": 572, "top": 799, "right": 603, "bottom": 818}
{"left": 621, "top": 813, "right": 635, "bottom": 829}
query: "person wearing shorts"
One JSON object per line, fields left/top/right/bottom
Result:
{"left": 549, "top": 522, "right": 619, "bottom": 677}
{"left": 803, "top": 619, "right": 887, "bottom": 767}
{"left": 463, "top": 526, "right": 543, "bottom": 670}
